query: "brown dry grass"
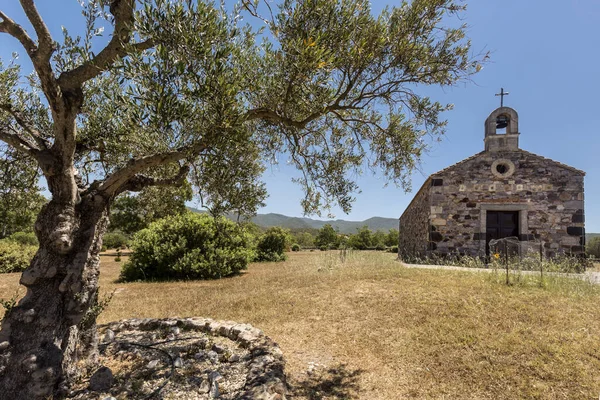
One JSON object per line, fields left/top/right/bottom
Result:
{"left": 1, "top": 251, "right": 600, "bottom": 399}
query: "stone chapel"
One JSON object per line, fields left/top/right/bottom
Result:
{"left": 398, "top": 106, "right": 586, "bottom": 259}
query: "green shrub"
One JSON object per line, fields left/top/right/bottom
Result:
{"left": 0, "top": 240, "right": 37, "bottom": 273}
{"left": 587, "top": 237, "right": 600, "bottom": 258}
{"left": 320, "top": 245, "right": 327, "bottom": 251}
{"left": 6, "top": 231, "right": 38, "bottom": 246}
{"left": 255, "top": 227, "right": 289, "bottom": 262}
{"left": 347, "top": 226, "right": 373, "bottom": 250}
{"left": 375, "top": 243, "right": 386, "bottom": 251}
{"left": 120, "top": 213, "right": 253, "bottom": 281}
{"left": 387, "top": 245, "right": 399, "bottom": 253}
{"left": 103, "top": 232, "right": 129, "bottom": 249}
{"left": 291, "top": 243, "right": 301, "bottom": 252}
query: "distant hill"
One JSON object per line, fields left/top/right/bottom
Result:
{"left": 587, "top": 233, "right": 600, "bottom": 242}
{"left": 252, "top": 214, "right": 399, "bottom": 234}
{"left": 188, "top": 208, "right": 398, "bottom": 234}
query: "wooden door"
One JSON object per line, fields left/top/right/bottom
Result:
{"left": 486, "top": 211, "right": 519, "bottom": 255}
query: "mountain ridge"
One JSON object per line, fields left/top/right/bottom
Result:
{"left": 188, "top": 208, "right": 398, "bottom": 234}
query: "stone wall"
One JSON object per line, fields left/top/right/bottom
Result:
{"left": 428, "top": 150, "right": 585, "bottom": 257}
{"left": 99, "top": 317, "right": 288, "bottom": 399}
{"left": 398, "top": 181, "right": 430, "bottom": 259}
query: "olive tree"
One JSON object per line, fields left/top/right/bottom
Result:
{"left": 0, "top": 0, "right": 481, "bottom": 397}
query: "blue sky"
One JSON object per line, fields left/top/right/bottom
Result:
{"left": 1, "top": 1, "right": 599, "bottom": 231}
{"left": 260, "top": 0, "right": 600, "bottom": 231}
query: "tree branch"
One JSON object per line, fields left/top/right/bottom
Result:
{"left": 0, "top": 7, "right": 59, "bottom": 108}
{"left": 0, "top": 127, "right": 40, "bottom": 157}
{"left": 58, "top": 0, "right": 153, "bottom": 90}
{"left": 95, "top": 141, "right": 207, "bottom": 197}
{"left": 19, "top": 0, "right": 54, "bottom": 64}
{"left": 245, "top": 103, "right": 361, "bottom": 129}
{"left": 0, "top": 104, "right": 49, "bottom": 150}
{"left": 0, "top": 10, "right": 37, "bottom": 55}
{"left": 116, "top": 164, "right": 190, "bottom": 194}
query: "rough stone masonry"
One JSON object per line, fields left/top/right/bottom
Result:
{"left": 398, "top": 106, "right": 585, "bottom": 259}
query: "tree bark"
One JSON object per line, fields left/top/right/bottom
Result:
{"left": 0, "top": 190, "right": 109, "bottom": 399}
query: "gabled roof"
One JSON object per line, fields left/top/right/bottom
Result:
{"left": 517, "top": 150, "right": 585, "bottom": 176}
{"left": 431, "top": 149, "right": 585, "bottom": 177}
{"left": 430, "top": 151, "right": 486, "bottom": 177}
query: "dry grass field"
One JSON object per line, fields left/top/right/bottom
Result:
{"left": 1, "top": 252, "right": 600, "bottom": 399}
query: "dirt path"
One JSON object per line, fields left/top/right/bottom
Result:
{"left": 401, "top": 262, "right": 600, "bottom": 284}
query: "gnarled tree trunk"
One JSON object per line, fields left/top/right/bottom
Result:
{"left": 0, "top": 190, "right": 110, "bottom": 399}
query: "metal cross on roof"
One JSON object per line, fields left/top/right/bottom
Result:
{"left": 495, "top": 88, "right": 509, "bottom": 107}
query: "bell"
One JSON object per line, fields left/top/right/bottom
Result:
{"left": 496, "top": 115, "right": 508, "bottom": 129}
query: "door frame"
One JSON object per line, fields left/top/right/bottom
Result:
{"left": 478, "top": 203, "right": 530, "bottom": 256}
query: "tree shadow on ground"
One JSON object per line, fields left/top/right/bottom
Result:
{"left": 293, "top": 363, "right": 363, "bottom": 399}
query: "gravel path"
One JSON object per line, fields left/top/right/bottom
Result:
{"left": 401, "top": 262, "right": 600, "bottom": 284}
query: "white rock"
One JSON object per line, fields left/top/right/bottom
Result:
{"left": 207, "top": 350, "right": 218, "bottom": 364}
{"left": 103, "top": 329, "right": 115, "bottom": 342}
{"left": 173, "top": 357, "right": 184, "bottom": 368}
{"left": 147, "top": 360, "right": 159, "bottom": 369}
{"left": 199, "top": 380, "right": 210, "bottom": 393}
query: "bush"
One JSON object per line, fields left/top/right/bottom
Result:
{"left": 347, "top": 226, "right": 373, "bottom": 250}
{"left": 103, "top": 232, "right": 129, "bottom": 249}
{"left": 375, "top": 243, "right": 386, "bottom": 251}
{"left": 0, "top": 240, "right": 37, "bottom": 273}
{"left": 587, "top": 237, "right": 600, "bottom": 258}
{"left": 291, "top": 243, "right": 301, "bottom": 252}
{"left": 314, "top": 224, "right": 340, "bottom": 249}
{"left": 387, "top": 245, "right": 399, "bottom": 253}
{"left": 6, "top": 231, "right": 38, "bottom": 246}
{"left": 255, "top": 227, "right": 289, "bottom": 262}
{"left": 320, "top": 245, "right": 327, "bottom": 251}
{"left": 120, "top": 213, "right": 253, "bottom": 281}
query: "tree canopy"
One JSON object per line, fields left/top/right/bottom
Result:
{"left": 0, "top": 0, "right": 481, "bottom": 218}
{"left": 314, "top": 223, "right": 340, "bottom": 249}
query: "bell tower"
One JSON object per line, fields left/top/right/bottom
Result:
{"left": 484, "top": 106, "right": 519, "bottom": 152}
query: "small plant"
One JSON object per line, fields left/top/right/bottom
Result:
{"left": 114, "top": 248, "right": 122, "bottom": 262}
{"left": 291, "top": 243, "right": 301, "bottom": 252}
{"left": 0, "top": 289, "right": 20, "bottom": 319}
{"left": 80, "top": 289, "right": 115, "bottom": 327}
{"left": 458, "top": 255, "right": 486, "bottom": 269}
